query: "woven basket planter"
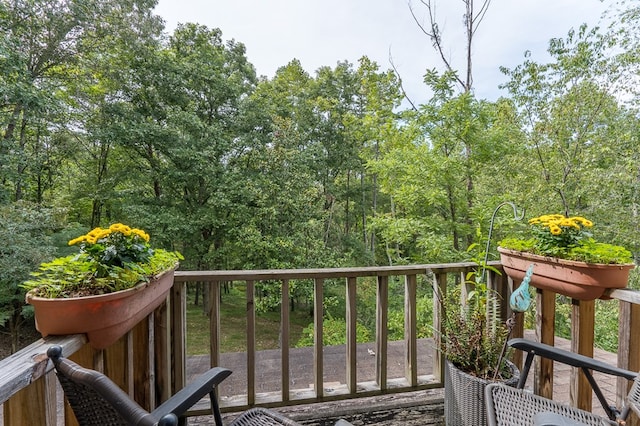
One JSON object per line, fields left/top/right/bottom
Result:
{"left": 445, "top": 360, "right": 519, "bottom": 426}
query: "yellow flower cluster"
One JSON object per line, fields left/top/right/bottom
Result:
{"left": 528, "top": 214, "right": 593, "bottom": 236}
{"left": 68, "top": 223, "right": 150, "bottom": 246}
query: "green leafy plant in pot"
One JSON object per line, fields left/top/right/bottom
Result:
{"left": 500, "top": 214, "right": 632, "bottom": 264}
{"left": 23, "top": 223, "right": 183, "bottom": 349}
{"left": 440, "top": 279, "right": 515, "bottom": 380}
{"left": 439, "top": 260, "right": 521, "bottom": 426}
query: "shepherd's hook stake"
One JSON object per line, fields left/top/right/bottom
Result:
{"left": 481, "top": 201, "right": 525, "bottom": 283}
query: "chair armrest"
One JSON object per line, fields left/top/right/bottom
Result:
{"left": 509, "top": 338, "right": 636, "bottom": 380}
{"left": 151, "top": 367, "right": 232, "bottom": 419}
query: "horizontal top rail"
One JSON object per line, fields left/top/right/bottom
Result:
{"left": 0, "top": 334, "right": 86, "bottom": 405}
{"left": 608, "top": 288, "right": 640, "bottom": 304}
{"left": 174, "top": 261, "right": 494, "bottom": 282}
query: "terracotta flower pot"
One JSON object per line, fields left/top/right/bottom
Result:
{"left": 498, "top": 247, "right": 635, "bottom": 300}
{"left": 26, "top": 268, "right": 175, "bottom": 349}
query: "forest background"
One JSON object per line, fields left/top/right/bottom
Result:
{"left": 1, "top": 0, "right": 640, "bottom": 354}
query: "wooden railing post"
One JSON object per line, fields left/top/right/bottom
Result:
{"left": 570, "top": 299, "right": 595, "bottom": 411}
{"left": 535, "top": 289, "right": 556, "bottom": 398}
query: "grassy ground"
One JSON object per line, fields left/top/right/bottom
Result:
{"left": 185, "top": 283, "right": 311, "bottom": 355}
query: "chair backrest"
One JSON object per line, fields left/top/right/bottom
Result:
{"left": 47, "top": 345, "right": 174, "bottom": 426}
{"left": 485, "top": 383, "right": 614, "bottom": 426}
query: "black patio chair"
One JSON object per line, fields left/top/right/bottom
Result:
{"left": 47, "top": 345, "right": 307, "bottom": 425}
{"left": 485, "top": 338, "right": 640, "bottom": 426}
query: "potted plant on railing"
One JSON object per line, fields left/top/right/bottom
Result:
{"left": 439, "top": 268, "right": 522, "bottom": 426}
{"left": 22, "top": 223, "right": 183, "bottom": 349}
{"left": 498, "top": 214, "right": 635, "bottom": 300}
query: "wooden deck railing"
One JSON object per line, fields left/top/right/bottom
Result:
{"left": 1, "top": 262, "right": 639, "bottom": 425}
{"left": 172, "top": 263, "right": 505, "bottom": 411}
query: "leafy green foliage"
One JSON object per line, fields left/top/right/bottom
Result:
{"left": 553, "top": 298, "right": 620, "bottom": 353}
{"left": 0, "top": 202, "right": 59, "bottom": 350}
{"left": 569, "top": 241, "right": 633, "bottom": 264}
{"left": 296, "top": 318, "right": 371, "bottom": 347}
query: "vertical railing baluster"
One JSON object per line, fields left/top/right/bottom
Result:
{"left": 3, "top": 372, "right": 56, "bottom": 425}
{"left": 210, "top": 281, "right": 221, "bottom": 368}
{"left": 313, "top": 278, "right": 324, "bottom": 398}
{"left": 154, "top": 296, "right": 171, "bottom": 405}
{"left": 147, "top": 314, "right": 156, "bottom": 410}
{"left": 171, "top": 281, "right": 187, "bottom": 394}
{"left": 127, "top": 331, "right": 134, "bottom": 398}
{"left": 405, "top": 274, "right": 418, "bottom": 386}
{"left": 246, "top": 280, "right": 256, "bottom": 405}
{"left": 281, "top": 279, "right": 290, "bottom": 402}
{"left": 346, "top": 276, "right": 358, "bottom": 393}
{"left": 131, "top": 319, "right": 151, "bottom": 409}
{"left": 376, "top": 275, "right": 388, "bottom": 390}
{"left": 433, "top": 271, "right": 447, "bottom": 385}
{"left": 104, "top": 332, "right": 129, "bottom": 400}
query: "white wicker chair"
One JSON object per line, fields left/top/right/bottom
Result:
{"left": 484, "top": 338, "right": 640, "bottom": 426}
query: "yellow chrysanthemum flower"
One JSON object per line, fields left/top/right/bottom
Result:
{"left": 109, "top": 223, "right": 124, "bottom": 231}
{"left": 68, "top": 236, "right": 86, "bottom": 246}
{"left": 560, "top": 218, "right": 580, "bottom": 229}
{"left": 132, "top": 229, "right": 150, "bottom": 242}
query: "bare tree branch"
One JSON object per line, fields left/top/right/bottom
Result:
{"left": 408, "top": 0, "right": 465, "bottom": 89}
{"left": 408, "top": 0, "right": 493, "bottom": 93}
{"left": 472, "top": 0, "right": 492, "bottom": 36}
{"left": 388, "top": 48, "right": 418, "bottom": 111}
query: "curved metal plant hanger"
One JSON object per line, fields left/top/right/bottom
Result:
{"left": 481, "top": 201, "right": 526, "bottom": 284}
{"left": 478, "top": 201, "right": 534, "bottom": 380}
